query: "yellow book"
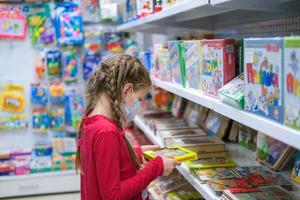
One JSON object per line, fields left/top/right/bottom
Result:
{"left": 186, "top": 157, "right": 236, "bottom": 170}
{"left": 143, "top": 145, "right": 197, "bottom": 162}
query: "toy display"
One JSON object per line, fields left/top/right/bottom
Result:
{"left": 143, "top": 145, "right": 198, "bottom": 162}
{"left": 65, "top": 92, "right": 85, "bottom": 132}
{"left": 291, "top": 151, "right": 300, "bottom": 184}
{"left": 0, "top": 161, "right": 14, "bottom": 176}
{"left": 0, "top": 84, "right": 25, "bottom": 113}
{"left": 49, "top": 82, "right": 64, "bottom": 104}
{"left": 257, "top": 132, "right": 293, "bottom": 171}
{"left": 32, "top": 108, "right": 50, "bottom": 132}
{"left": 46, "top": 49, "right": 61, "bottom": 78}
{"left": 80, "top": 0, "right": 100, "bottom": 22}
{"left": 218, "top": 73, "right": 245, "bottom": 109}
{"left": 62, "top": 48, "right": 79, "bottom": 82}
{"left": 284, "top": 37, "right": 300, "bottom": 130}
{"left": 244, "top": 38, "right": 284, "bottom": 123}
{"left": 201, "top": 39, "right": 236, "bottom": 97}
{"left": 52, "top": 137, "right": 76, "bottom": 154}
{"left": 168, "top": 41, "right": 185, "bottom": 86}
{"left": 83, "top": 54, "right": 101, "bottom": 80}
{"left": 49, "top": 108, "right": 65, "bottom": 131}
{"left": 53, "top": 3, "right": 83, "bottom": 45}
{"left": 0, "top": 114, "right": 28, "bottom": 131}
{"left": 30, "top": 83, "right": 48, "bottom": 106}
{"left": 27, "top": 4, "right": 55, "bottom": 45}
{"left": 183, "top": 40, "right": 201, "bottom": 90}
{"left": 0, "top": 11, "right": 27, "bottom": 39}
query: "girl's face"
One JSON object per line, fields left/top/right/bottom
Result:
{"left": 122, "top": 83, "right": 150, "bottom": 107}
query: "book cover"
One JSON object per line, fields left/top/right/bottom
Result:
{"left": 186, "top": 157, "right": 236, "bottom": 170}
{"left": 183, "top": 40, "right": 201, "bottom": 90}
{"left": 171, "top": 96, "right": 187, "bottom": 118}
{"left": 193, "top": 168, "right": 237, "bottom": 183}
{"left": 291, "top": 150, "right": 300, "bottom": 184}
{"left": 238, "top": 124, "right": 257, "bottom": 151}
{"left": 157, "top": 43, "right": 172, "bottom": 82}
{"left": 233, "top": 166, "right": 292, "bottom": 189}
{"left": 168, "top": 41, "right": 184, "bottom": 86}
{"left": 143, "top": 145, "right": 197, "bottom": 162}
{"left": 203, "top": 110, "right": 231, "bottom": 139}
{"left": 208, "top": 177, "right": 253, "bottom": 196}
{"left": 157, "top": 128, "right": 207, "bottom": 139}
{"left": 200, "top": 39, "right": 236, "bottom": 97}
{"left": 178, "top": 41, "right": 186, "bottom": 88}
{"left": 244, "top": 38, "right": 284, "bottom": 123}
{"left": 284, "top": 37, "right": 300, "bottom": 130}
{"left": 163, "top": 136, "right": 225, "bottom": 153}
{"left": 257, "top": 132, "right": 292, "bottom": 171}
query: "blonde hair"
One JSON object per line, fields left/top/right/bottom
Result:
{"left": 75, "top": 54, "right": 151, "bottom": 172}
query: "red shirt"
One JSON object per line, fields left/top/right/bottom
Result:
{"left": 79, "top": 115, "right": 164, "bottom": 200}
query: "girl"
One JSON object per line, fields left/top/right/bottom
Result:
{"left": 75, "top": 54, "right": 179, "bottom": 200}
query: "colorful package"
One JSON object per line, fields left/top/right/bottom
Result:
{"left": 284, "top": 37, "right": 300, "bottom": 130}
{"left": 0, "top": 114, "right": 28, "bottom": 131}
{"left": 65, "top": 92, "right": 85, "bottom": 132}
{"left": 0, "top": 11, "right": 27, "bottom": 39}
{"left": 83, "top": 54, "right": 101, "bottom": 80}
{"left": 46, "top": 49, "right": 61, "bottom": 78}
{"left": 32, "top": 108, "right": 50, "bottom": 132}
{"left": 0, "top": 84, "right": 25, "bottom": 113}
{"left": 201, "top": 39, "right": 236, "bottom": 97}
{"left": 244, "top": 38, "right": 284, "bottom": 123}
{"left": 27, "top": 4, "right": 55, "bottom": 45}
{"left": 168, "top": 41, "right": 185, "bottom": 87}
{"left": 62, "top": 48, "right": 79, "bottom": 82}
{"left": 49, "top": 82, "right": 64, "bottom": 104}
{"left": 218, "top": 73, "right": 244, "bottom": 109}
{"left": 183, "top": 40, "right": 201, "bottom": 90}
{"left": 31, "top": 83, "right": 48, "bottom": 106}
{"left": 53, "top": 3, "right": 83, "bottom": 45}
{"left": 49, "top": 108, "right": 65, "bottom": 131}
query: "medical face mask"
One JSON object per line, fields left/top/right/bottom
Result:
{"left": 121, "top": 90, "right": 141, "bottom": 122}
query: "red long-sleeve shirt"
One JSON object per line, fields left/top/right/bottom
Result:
{"left": 79, "top": 115, "right": 164, "bottom": 200}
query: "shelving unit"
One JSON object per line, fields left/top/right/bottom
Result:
{"left": 117, "top": 0, "right": 300, "bottom": 34}
{"left": 134, "top": 115, "right": 297, "bottom": 200}
{"left": 151, "top": 78, "right": 300, "bottom": 150}
{"left": 0, "top": 170, "right": 79, "bottom": 198}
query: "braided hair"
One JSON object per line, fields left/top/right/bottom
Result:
{"left": 75, "top": 54, "right": 151, "bottom": 172}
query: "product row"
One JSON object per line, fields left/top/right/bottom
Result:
{"left": 0, "top": 137, "right": 76, "bottom": 176}
{"left": 140, "top": 37, "right": 300, "bottom": 131}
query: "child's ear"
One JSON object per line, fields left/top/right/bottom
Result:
{"left": 122, "top": 83, "right": 134, "bottom": 96}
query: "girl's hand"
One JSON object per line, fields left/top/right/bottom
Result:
{"left": 161, "top": 156, "right": 180, "bottom": 176}
{"left": 141, "top": 145, "right": 160, "bottom": 152}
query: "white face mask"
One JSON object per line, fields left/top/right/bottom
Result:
{"left": 121, "top": 90, "right": 141, "bottom": 122}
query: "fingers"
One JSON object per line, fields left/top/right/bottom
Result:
{"left": 173, "top": 160, "right": 181, "bottom": 166}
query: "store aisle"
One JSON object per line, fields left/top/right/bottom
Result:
{"left": 3, "top": 193, "right": 80, "bottom": 200}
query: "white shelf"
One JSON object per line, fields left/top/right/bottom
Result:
{"left": 153, "top": 78, "right": 300, "bottom": 150}
{"left": 0, "top": 170, "right": 80, "bottom": 198}
{"left": 133, "top": 117, "right": 163, "bottom": 147}
{"left": 133, "top": 115, "right": 297, "bottom": 199}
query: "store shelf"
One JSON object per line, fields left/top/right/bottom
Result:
{"left": 133, "top": 116, "right": 163, "bottom": 147}
{"left": 152, "top": 78, "right": 300, "bottom": 150}
{"left": 133, "top": 116, "right": 297, "bottom": 199}
{"left": 0, "top": 170, "right": 79, "bottom": 198}
{"left": 117, "top": 0, "right": 299, "bottom": 33}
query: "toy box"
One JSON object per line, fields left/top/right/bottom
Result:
{"left": 183, "top": 40, "right": 201, "bottom": 90}
{"left": 157, "top": 43, "right": 171, "bottom": 82}
{"left": 168, "top": 41, "right": 186, "bottom": 87}
{"left": 244, "top": 38, "right": 284, "bottom": 123}
{"left": 200, "top": 39, "right": 236, "bottom": 97}
{"left": 284, "top": 37, "right": 300, "bottom": 130}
